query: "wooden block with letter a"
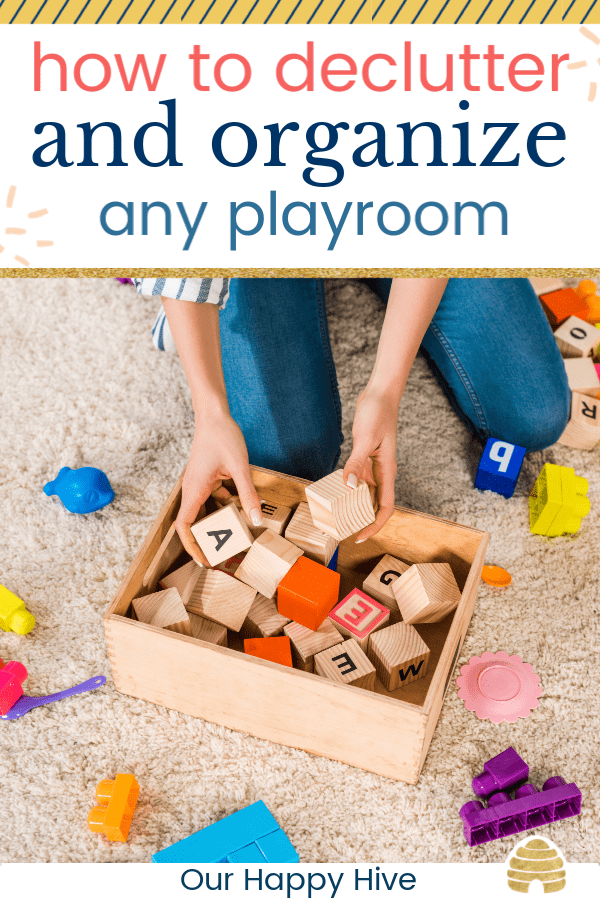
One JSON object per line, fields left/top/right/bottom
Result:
{"left": 314, "top": 639, "right": 376, "bottom": 691}
{"left": 328, "top": 589, "right": 390, "bottom": 652}
{"left": 554, "top": 316, "right": 600, "bottom": 359}
{"left": 564, "top": 357, "right": 600, "bottom": 398}
{"left": 305, "top": 470, "right": 376, "bottom": 541}
{"left": 132, "top": 587, "right": 192, "bottom": 636}
{"left": 367, "top": 623, "right": 430, "bottom": 692}
{"left": 558, "top": 391, "right": 600, "bottom": 450}
{"left": 190, "top": 504, "right": 254, "bottom": 566}
{"left": 392, "top": 563, "right": 461, "bottom": 625}
{"left": 362, "top": 554, "right": 410, "bottom": 621}
{"left": 186, "top": 568, "right": 256, "bottom": 632}
{"left": 283, "top": 618, "right": 343, "bottom": 673}
{"left": 235, "top": 530, "right": 303, "bottom": 600}
{"left": 284, "top": 501, "right": 338, "bottom": 565}
{"left": 189, "top": 613, "right": 228, "bottom": 647}
{"left": 241, "top": 593, "right": 291, "bottom": 640}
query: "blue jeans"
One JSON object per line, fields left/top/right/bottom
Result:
{"left": 219, "top": 278, "right": 570, "bottom": 482}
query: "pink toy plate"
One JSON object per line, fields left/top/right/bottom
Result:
{"left": 456, "top": 651, "right": 542, "bottom": 723}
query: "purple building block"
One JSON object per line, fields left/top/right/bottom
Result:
{"left": 115, "top": 277, "right": 134, "bottom": 285}
{"left": 472, "top": 747, "right": 529, "bottom": 798}
{"left": 460, "top": 776, "right": 582, "bottom": 847}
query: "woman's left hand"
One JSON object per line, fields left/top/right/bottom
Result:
{"left": 343, "top": 386, "right": 399, "bottom": 543}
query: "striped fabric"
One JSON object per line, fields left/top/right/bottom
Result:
{"left": 134, "top": 276, "right": 230, "bottom": 351}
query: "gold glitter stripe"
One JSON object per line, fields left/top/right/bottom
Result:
{"left": 1, "top": 268, "right": 598, "bottom": 278}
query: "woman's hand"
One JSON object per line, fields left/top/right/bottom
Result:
{"left": 343, "top": 387, "right": 399, "bottom": 543}
{"left": 176, "top": 410, "right": 262, "bottom": 566}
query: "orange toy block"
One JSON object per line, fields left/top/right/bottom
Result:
{"left": 244, "top": 636, "right": 293, "bottom": 668}
{"left": 277, "top": 557, "right": 340, "bottom": 631}
{"left": 539, "top": 288, "right": 589, "bottom": 329}
{"left": 88, "top": 774, "right": 140, "bottom": 842}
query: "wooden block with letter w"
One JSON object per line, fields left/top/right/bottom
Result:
{"left": 368, "top": 623, "right": 430, "bottom": 692}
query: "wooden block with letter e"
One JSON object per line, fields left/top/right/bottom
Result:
{"left": 241, "top": 593, "right": 291, "bottom": 640}
{"left": 188, "top": 613, "right": 228, "bottom": 647}
{"left": 186, "top": 568, "right": 256, "bottom": 632}
{"left": 558, "top": 391, "right": 600, "bottom": 450}
{"left": 283, "top": 619, "right": 343, "bottom": 673}
{"left": 284, "top": 501, "right": 338, "bottom": 566}
{"left": 554, "top": 316, "right": 600, "bottom": 359}
{"left": 190, "top": 504, "right": 254, "bottom": 567}
{"left": 278, "top": 556, "right": 341, "bottom": 631}
{"left": 243, "top": 501, "right": 293, "bottom": 539}
{"left": 304, "top": 470, "right": 376, "bottom": 541}
{"left": 235, "top": 530, "right": 303, "bottom": 600}
{"left": 132, "top": 587, "right": 192, "bottom": 636}
{"left": 328, "top": 589, "right": 390, "bottom": 652}
{"left": 564, "top": 357, "right": 600, "bottom": 398}
{"left": 362, "top": 554, "right": 410, "bottom": 621}
{"left": 392, "top": 563, "right": 461, "bottom": 625}
{"left": 367, "top": 623, "right": 430, "bottom": 692}
{"left": 314, "top": 639, "right": 376, "bottom": 691}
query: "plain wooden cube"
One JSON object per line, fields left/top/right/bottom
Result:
{"left": 242, "top": 501, "right": 293, "bottom": 539}
{"left": 305, "top": 470, "right": 376, "bottom": 541}
{"left": 215, "top": 551, "right": 247, "bottom": 577}
{"left": 529, "top": 277, "right": 565, "bottom": 297}
{"left": 284, "top": 502, "right": 338, "bottom": 565}
{"left": 392, "top": 563, "right": 461, "bottom": 625}
{"left": 314, "top": 639, "right": 376, "bottom": 691}
{"left": 241, "top": 593, "right": 291, "bottom": 640}
{"left": 143, "top": 522, "right": 184, "bottom": 593}
{"left": 186, "top": 568, "right": 256, "bottom": 632}
{"left": 368, "top": 623, "right": 430, "bottom": 692}
{"left": 564, "top": 357, "right": 600, "bottom": 398}
{"left": 283, "top": 619, "right": 344, "bottom": 673}
{"left": 554, "top": 316, "right": 600, "bottom": 359}
{"left": 235, "top": 530, "right": 303, "bottom": 599}
{"left": 133, "top": 587, "right": 192, "bottom": 636}
{"left": 160, "top": 559, "right": 200, "bottom": 605}
{"left": 188, "top": 613, "right": 228, "bottom": 647}
{"left": 328, "top": 589, "right": 390, "bottom": 652}
{"left": 362, "top": 554, "right": 410, "bottom": 619}
{"left": 191, "top": 504, "right": 254, "bottom": 566}
{"left": 558, "top": 391, "right": 600, "bottom": 450}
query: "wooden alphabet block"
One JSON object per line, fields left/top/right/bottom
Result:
{"left": 133, "top": 587, "right": 192, "bottom": 636}
{"left": 328, "top": 589, "right": 390, "bottom": 652}
{"left": 241, "top": 593, "right": 291, "bottom": 640}
{"left": 160, "top": 559, "right": 200, "bottom": 605}
{"left": 278, "top": 557, "right": 341, "bottom": 631}
{"left": 528, "top": 277, "right": 564, "bottom": 297}
{"left": 188, "top": 613, "right": 228, "bottom": 647}
{"left": 392, "top": 563, "right": 461, "bottom": 625}
{"left": 554, "top": 315, "right": 600, "bottom": 359}
{"left": 314, "top": 639, "right": 376, "bottom": 691}
{"left": 242, "top": 501, "right": 293, "bottom": 539}
{"left": 190, "top": 504, "right": 254, "bottom": 566}
{"left": 564, "top": 357, "right": 600, "bottom": 398}
{"left": 368, "top": 623, "right": 430, "bottom": 692}
{"left": 304, "top": 470, "right": 376, "bottom": 541}
{"left": 235, "top": 530, "right": 303, "bottom": 600}
{"left": 558, "top": 391, "right": 600, "bottom": 450}
{"left": 283, "top": 619, "right": 343, "bottom": 673}
{"left": 244, "top": 636, "right": 293, "bottom": 668}
{"left": 539, "top": 288, "right": 589, "bottom": 329}
{"left": 186, "top": 568, "right": 256, "bottom": 631}
{"left": 215, "top": 552, "right": 247, "bottom": 577}
{"left": 284, "top": 501, "right": 338, "bottom": 565}
{"left": 362, "top": 554, "right": 411, "bottom": 618}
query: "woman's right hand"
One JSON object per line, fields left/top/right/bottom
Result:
{"left": 176, "top": 410, "right": 263, "bottom": 566}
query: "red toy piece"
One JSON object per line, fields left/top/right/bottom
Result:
{"left": 244, "top": 636, "right": 293, "bottom": 667}
{"left": 277, "top": 557, "right": 341, "bottom": 631}
{"left": 0, "top": 659, "right": 28, "bottom": 716}
{"left": 539, "top": 288, "right": 589, "bottom": 329}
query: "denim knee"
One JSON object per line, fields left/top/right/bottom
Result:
{"left": 490, "top": 379, "right": 571, "bottom": 452}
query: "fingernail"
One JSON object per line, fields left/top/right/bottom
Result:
{"left": 192, "top": 557, "right": 204, "bottom": 568}
{"left": 249, "top": 508, "right": 263, "bottom": 527}
{"left": 355, "top": 537, "right": 366, "bottom": 544}
{"left": 347, "top": 473, "right": 358, "bottom": 489}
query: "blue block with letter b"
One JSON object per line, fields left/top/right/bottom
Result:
{"left": 474, "top": 438, "right": 526, "bottom": 499}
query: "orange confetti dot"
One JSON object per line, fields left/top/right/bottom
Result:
{"left": 481, "top": 565, "right": 512, "bottom": 587}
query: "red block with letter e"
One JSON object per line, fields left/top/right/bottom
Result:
{"left": 328, "top": 589, "right": 390, "bottom": 652}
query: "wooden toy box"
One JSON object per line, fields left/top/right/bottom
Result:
{"left": 104, "top": 467, "right": 488, "bottom": 785}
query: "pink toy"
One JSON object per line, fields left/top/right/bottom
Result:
{"left": 0, "top": 659, "right": 28, "bottom": 716}
{"left": 456, "top": 651, "right": 542, "bottom": 724}
{"left": 328, "top": 588, "right": 389, "bottom": 650}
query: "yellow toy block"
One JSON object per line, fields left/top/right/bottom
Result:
{"left": 0, "top": 584, "right": 35, "bottom": 635}
{"left": 88, "top": 774, "right": 140, "bottom": 842}
{"left": 530, "top": 464, "right": 590, "bottom": 537}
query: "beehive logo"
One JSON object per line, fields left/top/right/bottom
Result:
{"left": 507, "top": 838, "right": 566, "bottom": 894}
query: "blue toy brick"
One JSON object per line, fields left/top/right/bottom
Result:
{"left": 152, "top": 801, "right": 279, "bottom": 863}
{"left": 257, "top": 828, "right": 300, "bottom": 863}
{"left": 474, "top": 438, "right": 526, "bottom": 499}
{"left": 327, "top": 547, "right": 339, "bottom": 572}
{"left": 227, "top": 842, "right": 266, "bottom": 863}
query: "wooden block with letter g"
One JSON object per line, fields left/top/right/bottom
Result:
{"left": 235, "top": 530, "right": 303, "bottom": 600}
{"left": 305, "top": 470, "right": 376, "bottom": 541}
{"left": 190, "top": 504, "right": 254, "bottom": 566}
{"left": 284, "top": 501, "right": 338, "bottom": 565}
{"left": 314, "top": 638, "right": 376, "bottom": 691}
{"left": 132, "top": 587, "right": 192, "bottom": 636}
{"left": 392, "top": 562, "right": 461, "bottom": 625}
{"left": 367, "top": 622, "right": 430, "bottom": 692}
{"left": 362, "top": 554, "right": 411, "bottom": 619}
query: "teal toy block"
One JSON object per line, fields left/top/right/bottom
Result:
{"left": 227, "top": 842, "right": 266, "bottom": 863}
{"left": 474, "top": 438, "right": 526, "bottom": 499}
{"left": 257, "top": 828, "right": 300, "bottom": 863}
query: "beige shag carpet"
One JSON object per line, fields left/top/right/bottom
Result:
{"left": 0, "top": 277, "right": 598, "bottom": 864}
